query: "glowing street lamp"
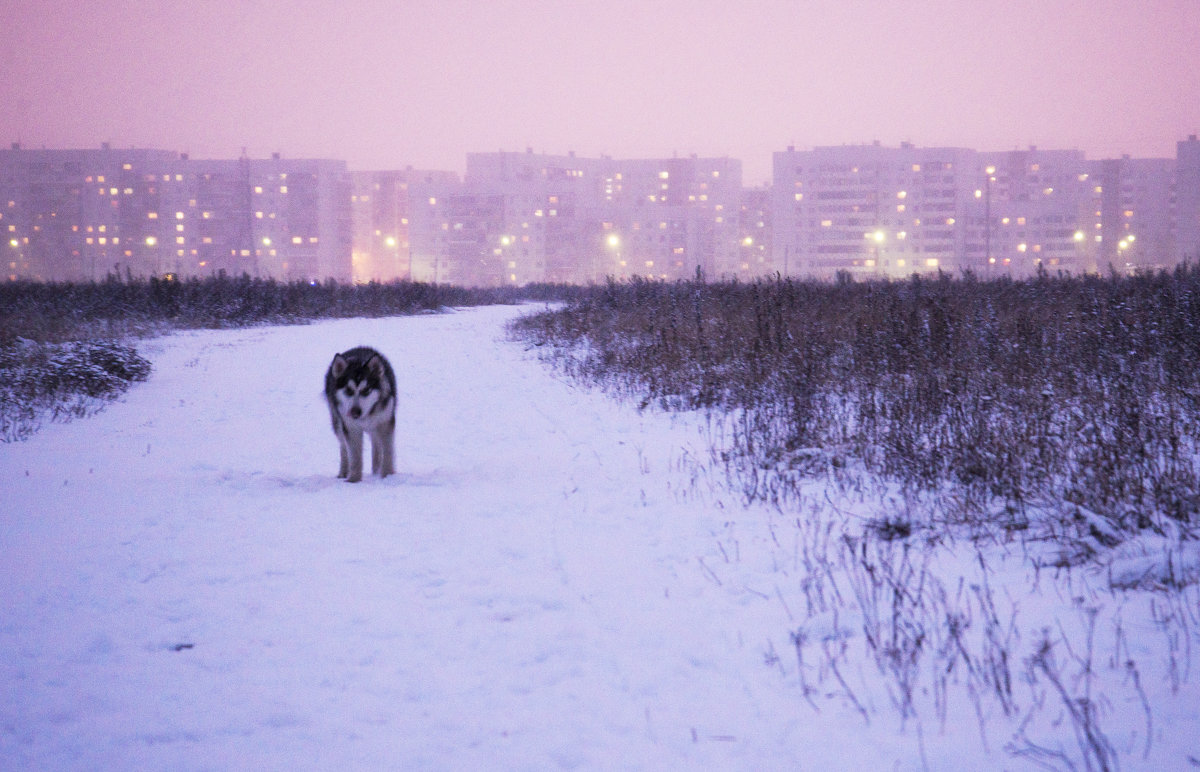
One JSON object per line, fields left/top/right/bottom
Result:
{"left": 869, "top": 229, "right": 885, "bottom": 271}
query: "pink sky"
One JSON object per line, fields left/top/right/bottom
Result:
{"left": 3, "top": 0, "right": 1198, "bottom": 185}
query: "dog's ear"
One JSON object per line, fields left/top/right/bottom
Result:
{"left": 366, "top": 353, "right": 386, "bottom": 379}
{"left": 330, "top": 353, "right": 349, "bottom": 379}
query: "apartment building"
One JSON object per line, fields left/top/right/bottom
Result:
{"left": 460, "top": 150, "right": 609, "bottom": 285}
{"left": 771, "top": 143, "right": 979, "bottom": 279}
{"left": 350, "top": 168, "right": 460, "bottom": 283}
{"left": 5, "top": 139, "right": 1198, "bottom": 285}
{"left": 1, "top": 144, "right": 352, "bottom": 283}
{"left": 601, "top": 156, "right": 743, "bottom": 282}
{"left": 969, "top": 147, "right": 1096, "bottom": 276}
{"left": 770, "top": 141, "right": 1198, "bottom": 280}
{"left": 401, "top": 150, "right": 744, "bottom": 287}
{"left": 737, "top": 186, "right": 772, "bottom": 275}
{"left": 2, "top": 145, "right": 178, "bottom": 281}
{"left": 1177, "top": 135, "right": 1200, "bottom": 264}
{"left": 1086, "top": 155, "right": 1175, "bottom": 273}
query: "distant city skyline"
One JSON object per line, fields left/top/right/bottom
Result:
{"left": 3, "top": 0, "right": 1198, "bottom": 186}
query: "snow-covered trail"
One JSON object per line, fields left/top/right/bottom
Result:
{"left": 3, "top": 305, "right": 880, "bottom": 770}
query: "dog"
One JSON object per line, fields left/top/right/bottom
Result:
{"left": 324, "top": 346, "right": 396, "bottom": 482}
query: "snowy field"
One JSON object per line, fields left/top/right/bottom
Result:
{"left": 2, "top": 304, "right": 1198, "bottom": 770}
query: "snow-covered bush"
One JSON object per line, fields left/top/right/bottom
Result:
{"left": 0, "top": 338, "right": 151, "bottom": 441}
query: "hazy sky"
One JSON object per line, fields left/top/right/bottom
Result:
{"left": 3, "top": 0, "right": 1198, "bottom": 184}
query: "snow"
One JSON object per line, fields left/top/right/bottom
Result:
{"left": 2, "top": 304, "right": 1198, "bottom": 770}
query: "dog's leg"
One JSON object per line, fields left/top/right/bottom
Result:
{"left": 332, "top": 413, "right": 350, "bottom": 478}
{"left": 370, "top": 429, "right": 382, "bottom": 475}
{"left": 337, "top": 436, "right": 350, "bottom": 478}
{"left": 345, "top": 426, "right": 365, "bottom": 482}
{"left": 379, "top": 416, "right": 395, "bottom": 478}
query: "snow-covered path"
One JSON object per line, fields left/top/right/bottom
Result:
{"left": 1, "top": 306, "right": 846, "bottom": 770}
{"left": 13, "top": 305, "right": 1197, "bottom": 770}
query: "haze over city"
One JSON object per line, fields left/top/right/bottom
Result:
{"left": 3, "top": 0, "right": 1198, "bottom": 185}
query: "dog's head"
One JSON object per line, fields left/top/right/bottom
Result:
{"left": 327, "top": 350, "right": 393, "bottom": 421}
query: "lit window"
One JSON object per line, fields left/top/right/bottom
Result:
{"left": 925, "top": 258, "right": 939, "bottom": 267}
{"left": 175, "top": 212, "right": 185, "bottom": 219}
{"left": 280, "top": 186, "right": 288, "bottom": 194}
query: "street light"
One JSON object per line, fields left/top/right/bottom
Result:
{"left": 605, "top": 233, "right": 621, "bottom": 282}
{"left": 984, "top": 165, "right": 996, "bottom": 273}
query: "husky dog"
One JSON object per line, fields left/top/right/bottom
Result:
{"left": 324, "top": 346, "right": 396, "bottom": 482}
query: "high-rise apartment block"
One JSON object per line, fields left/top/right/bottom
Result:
{"left": 391, "top": 150, "right": 745, "bottom": 285}
{"left": 4, "top": 138, "right": 1199, "bottom": 285}
{"left": 2, "top": 144, "right": 351, "bottom": 283}
{"left": 1176, "top": 135, "right": 1200, "bottom": 264}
